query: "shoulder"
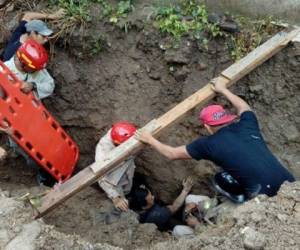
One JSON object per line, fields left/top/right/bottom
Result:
{"left": 4, "top": 57, "right": 18, "bottom": 73}
{"left": 4, "top": 57, "right": 14, "bottom": 67}
{"left": 186, "top": 136, "right": 210, "bottom": 161}
{"left": 96, "top": 130, "right": 114, "bottom": 149}
{"left": 10, "top": 21, "right": 27, "bottom": 38}
{"left": 240, "top": 110, "right": 257, "bottom": 120}
{"left": 33, "top": 69, "right": 54, "bottom": 83}
{"left": 16, "top": 20, "right": 27, "bottom": 29}
{"left": 236, "top": 111, "right": 260, "bottom": 130}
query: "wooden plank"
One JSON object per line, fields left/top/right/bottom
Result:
{"left": 34, "top": 28, "right": 300, "bottom": 218}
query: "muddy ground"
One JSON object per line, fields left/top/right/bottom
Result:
{"left": 0, "top": 1, "right": 299, "bottom": 249}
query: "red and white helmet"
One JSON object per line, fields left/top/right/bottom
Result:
{"left": 111, "top": 121, "right": 137, "bottom": 145}
{"left": 16, "top": 39, "right": 48, "bottom": 71}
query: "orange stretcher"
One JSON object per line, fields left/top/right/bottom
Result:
{"left": 0, "top": 61, "right": 79, "bottom": 182}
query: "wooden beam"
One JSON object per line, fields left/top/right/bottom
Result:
{"left": 34, "top": 28, "right": 300, "bottom": 218}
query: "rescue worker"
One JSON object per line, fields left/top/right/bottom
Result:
{"left": 4, "top": 39, "right": 54, "bottom": 99}
{"left": 135, "top": 78, "right": 295, "bottom": 203}
{"left": 95, "top": 121, "right": 137, "bottom": 212}
{"left": 1, "top": 9, "right": 65, "bottom": 62}
{"left": 1, "top": 39, "right": 55, "bottom": 185}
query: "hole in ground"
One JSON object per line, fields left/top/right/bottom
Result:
{"left": 42, "top": 172, "right": 173, "bottom": 249}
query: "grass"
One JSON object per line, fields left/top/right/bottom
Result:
{"left": 228, "top": 16, "right": 281, "bottom": 60}
{"left": 47, "top": 0, "right": 134, "bottom": 46}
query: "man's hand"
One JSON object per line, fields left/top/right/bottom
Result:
{"left": 186, "top": 214, "right": 200, "bottom": 228}
{"left": 0, "top": 120, "right": 13, "bottom": 135}
{"left": 48, "top": 9, "right": 66, "bottom": 20}
{"left": 135, "top": 130, "right": 153, "bottom": 144}
{"left": 210, "top": 77, "right": 227, "bottom": 94}
{"left": 112, "top": 196, "right": 129, "bottom": 212}
{"left": 21, "top": 82, "right": 34, "bottom": 94}
{"left": 182, "top": 176, "right": 194, "bottom": 192}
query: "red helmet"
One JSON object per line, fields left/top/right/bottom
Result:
{"left": 16, "top": 39, "right": 48, "bottom": 71}
{"left": 111, "top": 121, "right": 137, "bottom": 145}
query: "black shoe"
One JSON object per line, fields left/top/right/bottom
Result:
{"left": 212, "top": 172, "right": 246, "bottom": 204}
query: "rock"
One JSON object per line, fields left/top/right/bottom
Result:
{"left": 242, "top": 227, "right": 266, "bottom": 250}
{"left": 0, "top": 230, "right": 10, "bottom": 246}
{"left": 277, "top": 213, "right": 288, "bottom": 222}
{"left": 164, "top": 45, "right": 192, "bottom": 64}
{"left": 208, "top": 12, "right": 223, "bottom": 24}
{"left": 148, "top": 64, "right": 164, "bottom": 80}
{"left": 208, "top": 12, "right": 239, "bottom": 33}
{"left": 198, "top": 62, "right": 207, "bottom": 71}
{"left": 173, "top": 66, "right": 191, "bottom": 82}
{"left": 251, "top": 212, "right": 263, "bottom": 223}
{"left": 6, "top": 221, "right": 41, "bottom": 250}
{"left": 249, "top": 84, "right": 264, "bottom": 92}
{"left": 0, "top": 191, "right": 10, "bottom": 198}
{"left": 294, "top": 204, "right": 300, "bottom": 219}
{"left": 281, "top": 124, "right": 300, "bottom": 142}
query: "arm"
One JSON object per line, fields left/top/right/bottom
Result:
{"left": 33, "top": 71, "right": 55, "bottom": 99}
{"left": 98, "top": 179, "right": 129, "bottom": 211}
{"left": 167, "top": 177, "right": 193, "bottom": 214}
{"left": 135, "top": 130, "right": 192, "bottom": 160}
{"left": 22, "top": 9, "right": 65, "bottom": 22}
{"left": 211, "top": 78, "right": 251, "bottom": 115}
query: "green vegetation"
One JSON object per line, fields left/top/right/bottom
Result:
{"left": 48, "top": 0, "right": 133, "bottom": 23}
{"left": 44, "top": 0, "right": 279, "bottom": 59}
{"left": 152, "top": 1, "right": 279, "bottom": 59}
{"left": 229, "top": 16, "right": 279, "bottom": 60}
{"left": 49, "top": 0, "right": 133, "bottom": 55}
{"left": 154, "top": 1, "right": 222, "bottom": 42}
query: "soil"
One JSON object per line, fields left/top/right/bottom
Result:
{"left": 0, "top": 1, "right": 299, "bottom": 249}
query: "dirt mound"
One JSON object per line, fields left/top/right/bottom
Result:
{"left": 0, "top": 189, "right": 120, "bottom": 250}
{"left": 147, "top": 181, "right": 300, "bottom": 250}
{"left": 0, "top": 181, "right": 298, "bottom": 250}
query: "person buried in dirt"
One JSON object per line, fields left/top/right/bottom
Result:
{"left": 132, "top": 177, "right": 194, "bottom": 231}
{"left": 135, "top": 78, "right": 295, "bottom": 203}
{"left": 0, "top": 39, "right": 56, "bottom": 186}
{"left": 95, "top": 121, "right": 138, "bottom": 212}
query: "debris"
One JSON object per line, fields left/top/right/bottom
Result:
{"left": 281, "top": 124, "right": 300, "bottom": 142}
{"left": 208, "top": 12, "right": 240, "bottom": 33}
{"left": 173, "top": 66, "right": 190, "bottom": 82}
{"left": 242, "top": 227, "right": 266, "bottom": 250}
{"left": 164, "top": 46, "right": 193, "bottom": 64}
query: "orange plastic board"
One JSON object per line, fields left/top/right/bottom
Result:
{"left": 0, "top": 61, "right": 79, "bottom": 182}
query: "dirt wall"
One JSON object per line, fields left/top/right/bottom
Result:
{"left": 46, "top": 30, "right": 300, "bottom": 202}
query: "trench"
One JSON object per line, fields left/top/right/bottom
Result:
{"left": 0, "top": 1, "right": 300, "bottom": 249}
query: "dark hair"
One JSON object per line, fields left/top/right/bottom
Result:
{"left": 132, "top": 186, "right": 149, "bottom": 210}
